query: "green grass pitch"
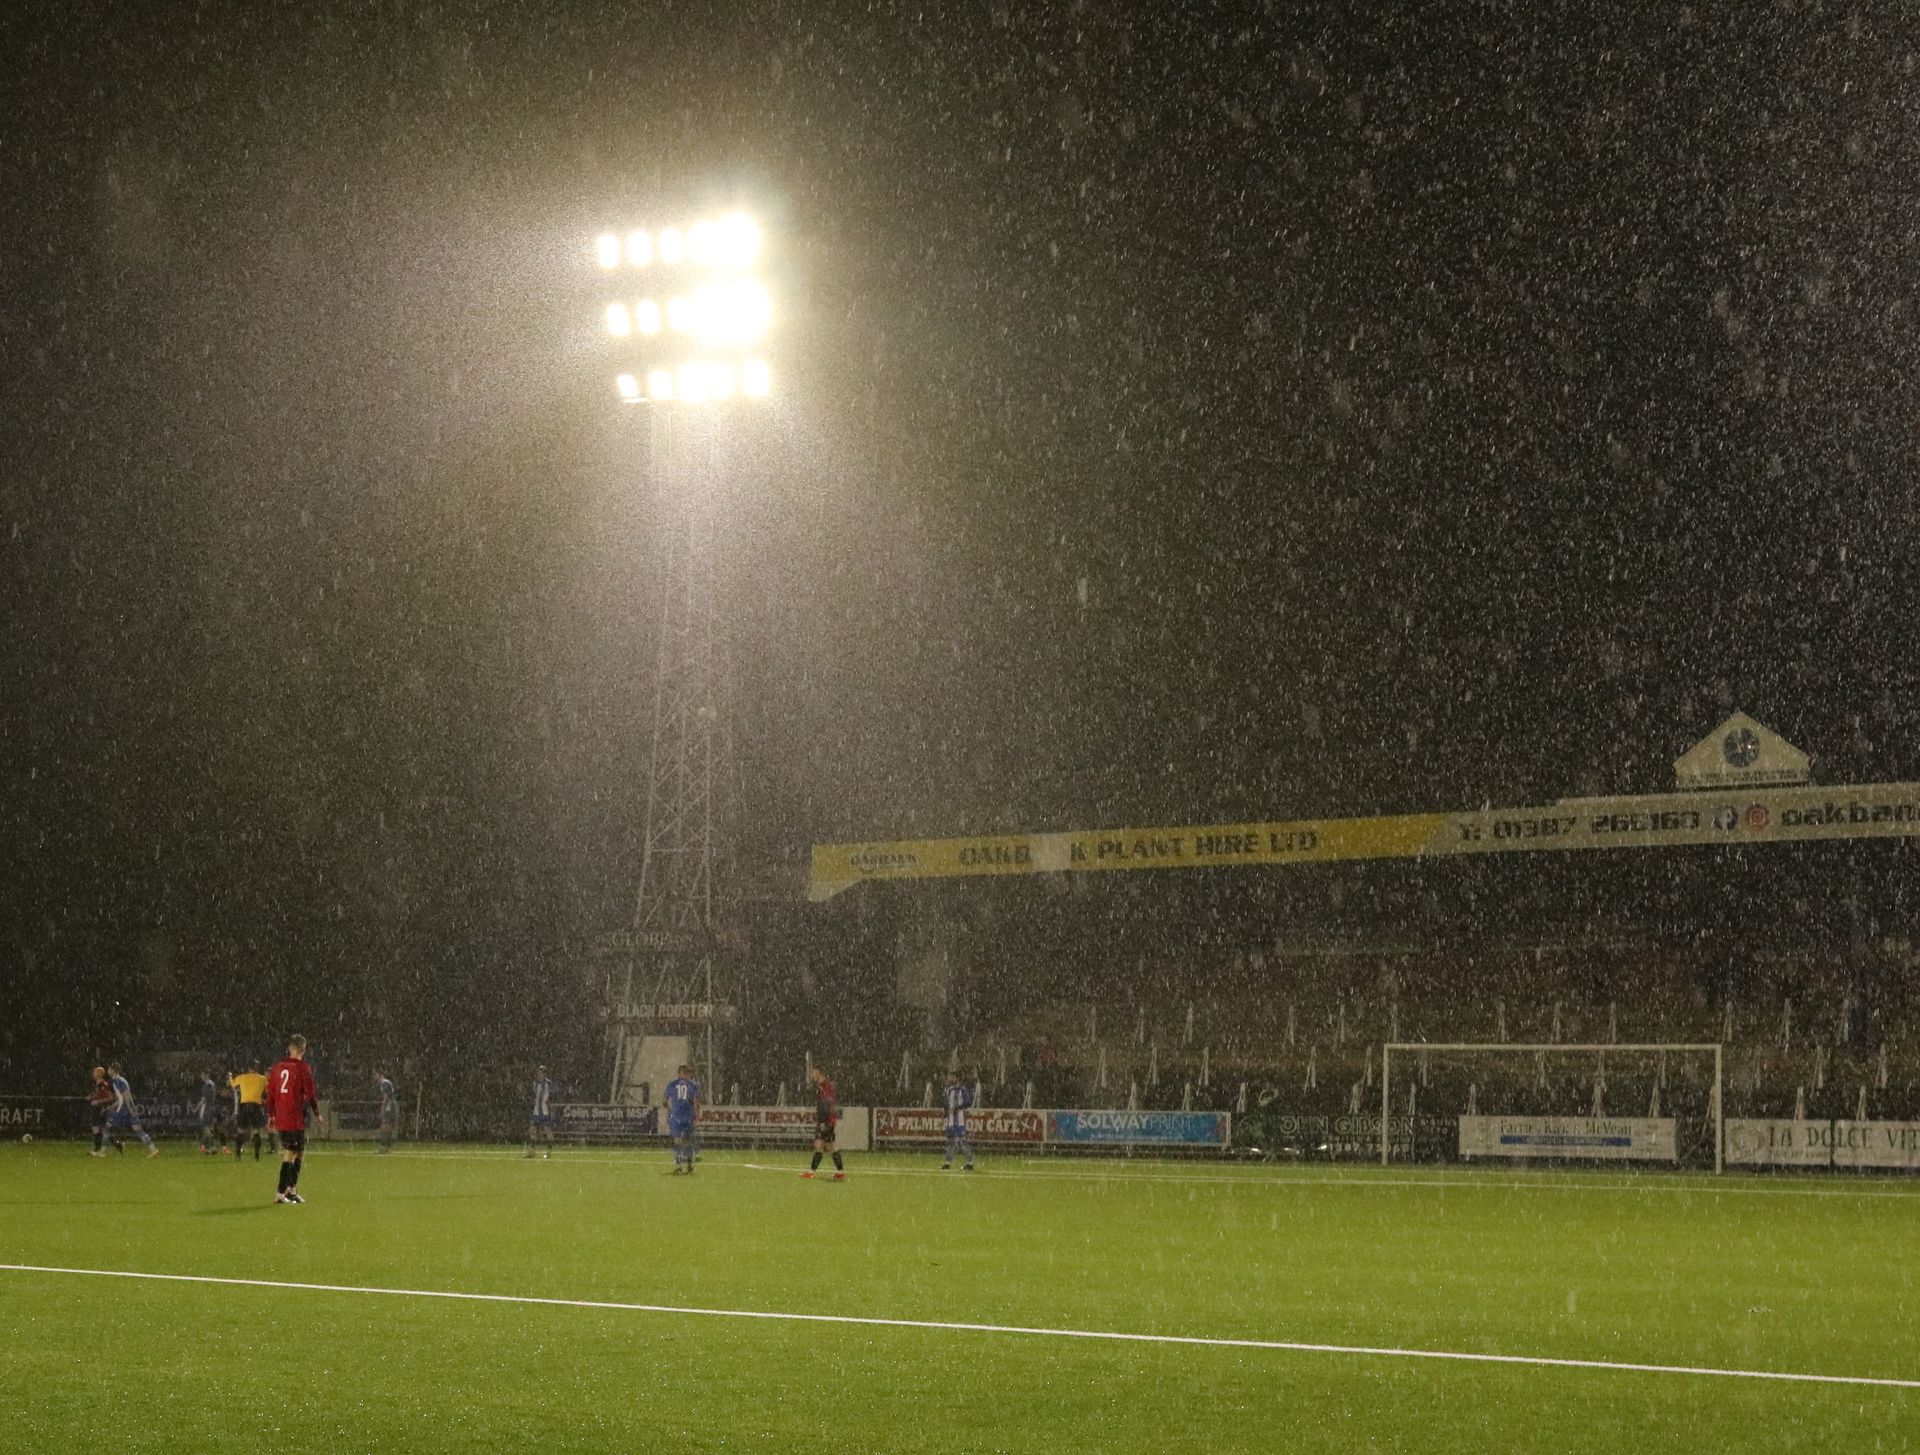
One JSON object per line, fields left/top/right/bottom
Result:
{"left": 3, "top": 1141, "right": 1915, "bottom": 1453}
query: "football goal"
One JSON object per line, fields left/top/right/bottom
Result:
{"left": 1380, "top": 1043, "right": 1725, "bottom": 1173}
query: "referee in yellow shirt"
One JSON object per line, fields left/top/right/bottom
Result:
{"left": 229, "top": 1063, "right": 269, "bottom": 1161}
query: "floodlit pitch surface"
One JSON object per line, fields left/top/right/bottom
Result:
{"left": 3, "top": 1146, "right": 1915, "bottom": 1453}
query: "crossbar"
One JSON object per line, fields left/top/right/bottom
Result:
{"left": 1384, "top": 1043, "right": 1721, "bottom": 1054}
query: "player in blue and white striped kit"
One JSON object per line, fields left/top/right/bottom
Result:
{"left": 193, "top": 1070, "right": 221, "bottom": 1155}
{"left": 373, "top": 1071, "right": 398, "bottom": 1153}
{"left": 525, "top": 1067, "right": 555, "bottom": 1158}
{"left": 105, "top": 1064, "right": 160, "bottom": 1158}
{"left": 941, "top": 1073, "right": 975, "bottom": 1171}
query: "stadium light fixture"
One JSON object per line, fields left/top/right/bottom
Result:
{"left": 688, "top": 220, "right": 720, "bottom": 267}
{"left": 677, "top": 363, "right": 711, "bottom": 404}
{"left": 720, "top": 213, "right": 760, "bottom": 267}
{"left": 593, "top": 210, "right": 776, "bottom": 405}
{"left": 686, "top": 281, "right": 772, "bottom": 346}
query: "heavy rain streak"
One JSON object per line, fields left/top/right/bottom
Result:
{"left": 4, "top": 6, "right": 1917, "bottom": 1454}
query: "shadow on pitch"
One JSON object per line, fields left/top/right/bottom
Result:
{"left": 189, "top": 1203, "right": 280, "bottom": 1217}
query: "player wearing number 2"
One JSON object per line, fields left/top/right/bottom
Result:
{"left": 265, "top": 1035, "right": 320, "bottom": 1205}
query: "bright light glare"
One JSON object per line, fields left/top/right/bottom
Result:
{"left": 602, "top": 216, "right": 761, "bottom": 273}
{"left": 636, "top": 300, "right": 662, "bottom": 335}
{"left": 657, "top": 283, "right": 772, "bottom": 343}
{"left": 615, "top": 373, "right": 641, "bottom": 401}
{"left": 741, "top": 359, "right": 771, "bottom": 398}
{"left": 647, "top": 369, "right": 674, "bottom": 401}
{"left": 676, "top": 363, "right": 710, "bottom": 403}
{"left": 720, "top": 213, "right": 761, "bottom": 267}
{"left": 605, "top": 302, "right": 633, "bottom": 337}
{"left": 688, "top": 220, "right": 720, "bottom": 266}
{"left": 709, "top": 364, "right": 736, "bottom": 399}
{"left": 701, "top": 281, "right": 772, "bottom": 343}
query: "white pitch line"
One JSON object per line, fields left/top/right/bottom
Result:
{"left": 1, "top": 1263, "right": 1913, "bottom": 1392}
{"left": 348, "top": 1147, "right": 1920, "bottom": 1202}
{"left": 364, "top": 1146, "right": 1920, "bottom": 1202}
{"left": 732, "top": 1159, "right": 1920, "bottom": 1202}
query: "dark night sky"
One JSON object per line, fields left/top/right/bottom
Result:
{"left": 5, "top": 3, "right": 1919, "bottom": 1046}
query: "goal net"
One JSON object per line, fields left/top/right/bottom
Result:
{"left": 1379, "top": 1043, "right": 1725, "bottom": 1173}
{"left": 316, "top": 1100, "right": 402, "bottom": 1143}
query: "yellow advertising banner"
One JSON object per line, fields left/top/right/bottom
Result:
{"left": 809, "top": 780, "right": 1920, "bottom": 900}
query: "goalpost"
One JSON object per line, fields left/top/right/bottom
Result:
{"left": 1380, "top": 1043, "right": 1725, "bottom": 1174}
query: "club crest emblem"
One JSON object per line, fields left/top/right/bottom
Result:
{"left": 1722, "top": 728, "right": 1761, "bottom": 768}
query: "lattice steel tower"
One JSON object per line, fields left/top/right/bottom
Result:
{"left": 605, "top": 406, "right": 740, "bottom": 1101}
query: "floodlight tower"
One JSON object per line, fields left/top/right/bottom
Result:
{"left": 591, "top": 214, "right": 774, "bottom": 1102}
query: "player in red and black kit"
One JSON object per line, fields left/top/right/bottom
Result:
{"left": 265, "top": 1034, "right": 320, "bottom": 1205}
{"left": 800, "top": 1064, "right": 845, "bottom": 1180}
{"left": 86, "top": 1066, "right": 115, "bottom": 1156}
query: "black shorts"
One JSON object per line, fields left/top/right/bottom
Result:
{"left": 277, "top": 1129, "right": 307, "bottom": 1155}
{"left": 814, "top": 1119, "right": 836, "bottom": 1144}
{"left": 237, "top": 1104, "right": 265, "bottom": 1131}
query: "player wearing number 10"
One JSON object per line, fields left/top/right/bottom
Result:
{"left": 665, "top": 1064, "right": 700, "bottom": 1174}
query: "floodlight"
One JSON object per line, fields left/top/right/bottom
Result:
{"left": 676, "top": 362, "right": 710, "bottom": 403}
{"left": 689, "top": 220, "right": 720, "bottom": 267}
{"left": 720, "top": 213, "right": 761, "bottom": 267}
{"left": 586, "top": 216, "right": 777, "bottom": 406}
{"left": 723, "top": 281, "right": 772, "bottom": 342}
{"left": 671, "top": 282, "right": 767, "bottom": 346}
{"left": 683, "top": 286, "right": 715, "bottom": 339}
